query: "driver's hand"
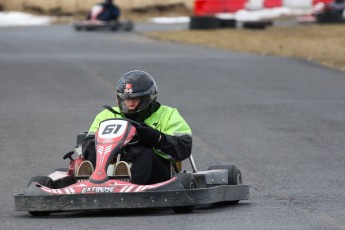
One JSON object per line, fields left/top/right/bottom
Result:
{"left": 136, "top": 125, "right": 162, "bottom": 148}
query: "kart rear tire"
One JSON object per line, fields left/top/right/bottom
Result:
{"left": 74, "top": 26, "right": 82, "bottom": 31}
{"left": 109, "top": 22, "right": 119, "bottom": 31}
{"left": 27, "top": 176, "right": 53, "bottom": 216}
{"left": 208, "top": 164, "right": 242, "bottom": 204}
{"left": 172, "top": 173, "right": 196, "bottom": 213}
{"left": 110, "top": 26, "right": 118, "bottom": 31}
{"left": 122, "top": 20, "right": 134, "bottom": 32}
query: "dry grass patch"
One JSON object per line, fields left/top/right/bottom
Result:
{"left": 145, "top": 24, "right": 345, "bottom": 71}
{"left": 122, "top": 3, "right": 192, "bottom": 22}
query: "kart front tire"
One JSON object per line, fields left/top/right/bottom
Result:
{"left": 208, "top": 164, "right": 242, "bottom": 204}
{"left": 27, "top": 176, "right": 54, "bottom": 188}
{"left": 27, "top": 176, "right": 53, "bottom": 216}
{"left": 208, "top": 164, "right": 242, "bottom": 185}
{"left": 172, "top": 173, "right": 196, "bottom": 213}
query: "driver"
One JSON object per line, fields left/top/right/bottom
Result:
{"left": 79, "top": 70, "right": 192, "bottom": 185}
{"left": 88, "top": 0, "right": 121, "bottom": 22}
{"left": 328, "top": 0, "right": 345, "bottom": 17}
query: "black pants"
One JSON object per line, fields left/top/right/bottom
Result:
{"left": 83, "top": 139, "right": 170, "bottom": 185}
{"left": 126, "top": 146, "right": 171, "bottom": 185}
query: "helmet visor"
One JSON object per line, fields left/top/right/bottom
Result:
{"left": 117, "top": 94, "right": 156, "bottom": 113}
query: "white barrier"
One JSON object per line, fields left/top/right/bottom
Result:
{"left": 246, "top": 0, "right": 265, "bottom": 10}
{"left": 284, "top": 0, "right": 313, "bottom": 8}
{"left": 246, "top": 0, "right": 315, "bottom": 10}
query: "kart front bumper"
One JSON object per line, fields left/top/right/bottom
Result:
{"left": 14, "top": 185, "right": 249, "bottom": 212}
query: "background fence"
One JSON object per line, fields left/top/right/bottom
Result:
{"left": 0, "top": 0, "right": 194, "bottom": 13}
{"left": 0, "top": 0, "right": 334, "bottom": 14}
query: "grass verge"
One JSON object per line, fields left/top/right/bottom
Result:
{"left": 145, "top": 24, "right": 345, "bottom": 71}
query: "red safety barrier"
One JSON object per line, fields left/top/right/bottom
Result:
{"left": 313, "top": 0, "right": 333, "bottom": 5}
{"left": 194, "top": 0, "right": 222, "bottom": 16}
{"left": 194, "top": 0, "right": 336, "bottom": 16}
{"left": 264, "top": 0, "right": 283, "bottom": 8}
{"left": 225, "top": 0, "right": 247, "bottom": 12}
{"left": 194, "top": 0, "right": 247, "bottom": 16}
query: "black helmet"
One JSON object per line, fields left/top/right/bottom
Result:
{"left": 116, "top": 70, "right": 158, "bottom": 121}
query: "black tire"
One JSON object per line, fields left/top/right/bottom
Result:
{"left": 189, "top": 16, "right": 220, "bottom": 29}
{"left": 110, "top": 26, "right": 118, "bottom": 31}
{"left": 208, "top": 164, "right": 242, "bottom": 204}
{"left": 265, "top": 20, "right": 274, "bottom": 27}
{"left": 208, "top": 165, "right": 242, "bottom": 185}
{"left": 27, "top": 176, "right": 53, "bottom": 216}
{"left": 27, "top": 176, "right": 54, "bottom": 188}
{"left": 122, "top": 20, "right": 134, "bottom": 32}
{"left": 85, "top": 26, "right": 95, "bottom": 31}
{"left": 172, "top": 173, "right": 197, "bottom": 213}
{"left": 219, "top": 19, "right": 237, "bottom": 28}
{"left": 316, "top": 13, "right": 342, "bottom": 23}
{"left": 53, "top": 176, "right": 76, "bottom": 189}
{"left": 242, "top": 21, "right": 267, "bottom": 30}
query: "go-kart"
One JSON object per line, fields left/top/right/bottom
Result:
{"left": 315, "top": 6, "right": 345, "bottom": 23}
{"left": 14, "top": 118, "right": 249, "bottom": 216}
{"left": 298, "top": 2, "right": 345, "bottom": 24}
{"left": 73, "top": 19, "right": 134, "bottom": 32}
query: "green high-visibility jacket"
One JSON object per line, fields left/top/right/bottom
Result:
{"left": 87, "top": 105, "right": 192, "bottom": 161}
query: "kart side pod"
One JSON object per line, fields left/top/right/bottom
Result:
{"left": 193, "top": 169, "right": 229, "bottom": 188}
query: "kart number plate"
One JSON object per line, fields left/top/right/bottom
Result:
{"left": 98, "top": 120, "right": 128, "bottom": 139}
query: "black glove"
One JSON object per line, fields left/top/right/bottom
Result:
{"left": 136, "top": 124, "right": 162, "bottom": 147}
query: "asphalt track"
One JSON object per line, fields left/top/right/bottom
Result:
{"left": 1, "top": 24, "right": 345, "bottom": 230}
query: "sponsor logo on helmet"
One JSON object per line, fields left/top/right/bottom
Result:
{"left": 124, "top": 83, "right": 133, "bottom": 94}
